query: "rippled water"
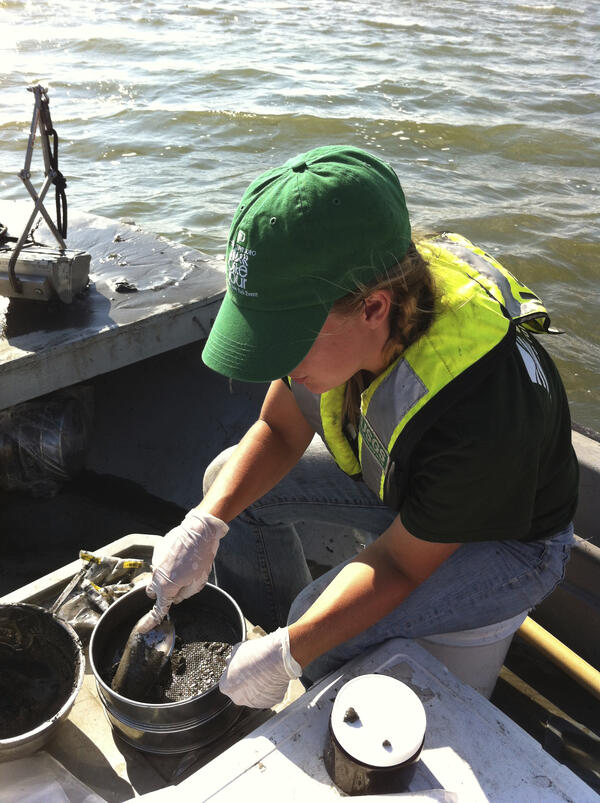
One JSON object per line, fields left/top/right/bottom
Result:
{"left": 1, "top": 0, "right": 599, "bottom": 429}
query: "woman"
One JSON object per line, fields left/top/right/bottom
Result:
{"left": 140, "top": 145, "right": 578, "bottom": 708}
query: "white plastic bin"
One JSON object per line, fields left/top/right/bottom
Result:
{"left": 417, "top": 611, "right": 528, "bottom": 698}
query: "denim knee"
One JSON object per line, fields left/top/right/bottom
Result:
{"left": 287, "top": 584, "right": 317, "bottom": 626}
{"left": 287, "top": 559, "right": 353, "bottom": 626}
{"left": 203, "top": 445, "right": 238, "bottom": 496}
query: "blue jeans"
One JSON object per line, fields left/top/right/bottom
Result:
{"left": 206, "top": 437, "right": 574, "bottom": 682}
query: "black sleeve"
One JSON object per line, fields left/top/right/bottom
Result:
{"left": 400, "top": 337, "right": 577, "bottom": 543}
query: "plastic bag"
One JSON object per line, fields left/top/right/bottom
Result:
{"left": 0, "top": 750, "right": 104, "bottom": 803}
{"left": 52, "top": 550, "right": 151, "bottom": 640}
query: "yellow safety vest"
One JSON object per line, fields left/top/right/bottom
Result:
{"left": 289, "top": 233, "right": 552, "bottom": 508}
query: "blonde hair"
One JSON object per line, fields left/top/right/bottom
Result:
{"left": 332, "top": 241, "right": 436, "bottom": 425}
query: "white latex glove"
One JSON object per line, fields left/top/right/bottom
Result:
{"left": 138, "top": 511, "right": 228, "bottom": 632}
{"left": 219, "top": 627, "right": 302, "bottom": 709}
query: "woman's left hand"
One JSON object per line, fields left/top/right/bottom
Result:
{"left": 219, "top": 627, "right": 302, "bottom": 709}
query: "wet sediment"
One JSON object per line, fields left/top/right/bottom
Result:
{"left": 0, "top": 606, "right": 79, "bottom": 739}
{"left": 102, "top": 606, "right": 235, "bottom": 704}
{"left": 0, "top": 646, "right": 72, "bottom": 738}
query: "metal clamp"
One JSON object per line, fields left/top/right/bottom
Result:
{"left": 8, "top": 85, "right": 68, "bottom": 294}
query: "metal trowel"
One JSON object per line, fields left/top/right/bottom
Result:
{"left": 111, "top": 614, "right": 176, "bottom": 700}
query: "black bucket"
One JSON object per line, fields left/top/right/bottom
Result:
{"left": 0, "top": 603, "right": 85, "bottom": 762}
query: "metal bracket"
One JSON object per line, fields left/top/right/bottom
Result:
{"left": 8, "top": 85, "right": 67, "bottom": 294}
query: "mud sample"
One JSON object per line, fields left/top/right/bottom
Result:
{"left": 102, "top": 605, "right": 235, "bottom": 704}
{"left": 0, "top": 605, "right": 80, "bottom": 739}
{"left": 165, "top": 638, "right": 231, "bottom": 701}
{"left": 343, "top": 706, "right": 360, "bottom": 724}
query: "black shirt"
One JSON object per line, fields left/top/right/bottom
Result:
{"left": 400, "top": 330, "right": 579, "bottom": 543}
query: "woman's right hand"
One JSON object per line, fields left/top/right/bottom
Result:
{"left": 138, "top": 511, "right": 229, "bottom": 632}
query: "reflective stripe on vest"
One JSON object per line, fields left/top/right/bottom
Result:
{"left": 290, "top": 378, "right": 361, "bottom": 476}
{"left": 290, "top": 234, "right": 551, "bottom": 503}
{"left": 422, "top": 233, "right": 551, "bottom": 333}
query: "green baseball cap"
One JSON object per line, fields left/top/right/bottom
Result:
{"left": 202, "top": 145, "right": 411, "bottom": 382}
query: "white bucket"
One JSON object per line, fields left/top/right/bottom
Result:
{"left": 417, "top": 611, "right": 528, "bottom": 699}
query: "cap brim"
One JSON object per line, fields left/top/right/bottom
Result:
{"left": 202, "top": 292, "right": 331, "bottom": 382}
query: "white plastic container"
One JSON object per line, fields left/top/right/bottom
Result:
{"left": 324, "top": 674, "right": 427, "bottom": 795}
{"left": 417, "top": 611, "right": 528, "bottom": 698}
